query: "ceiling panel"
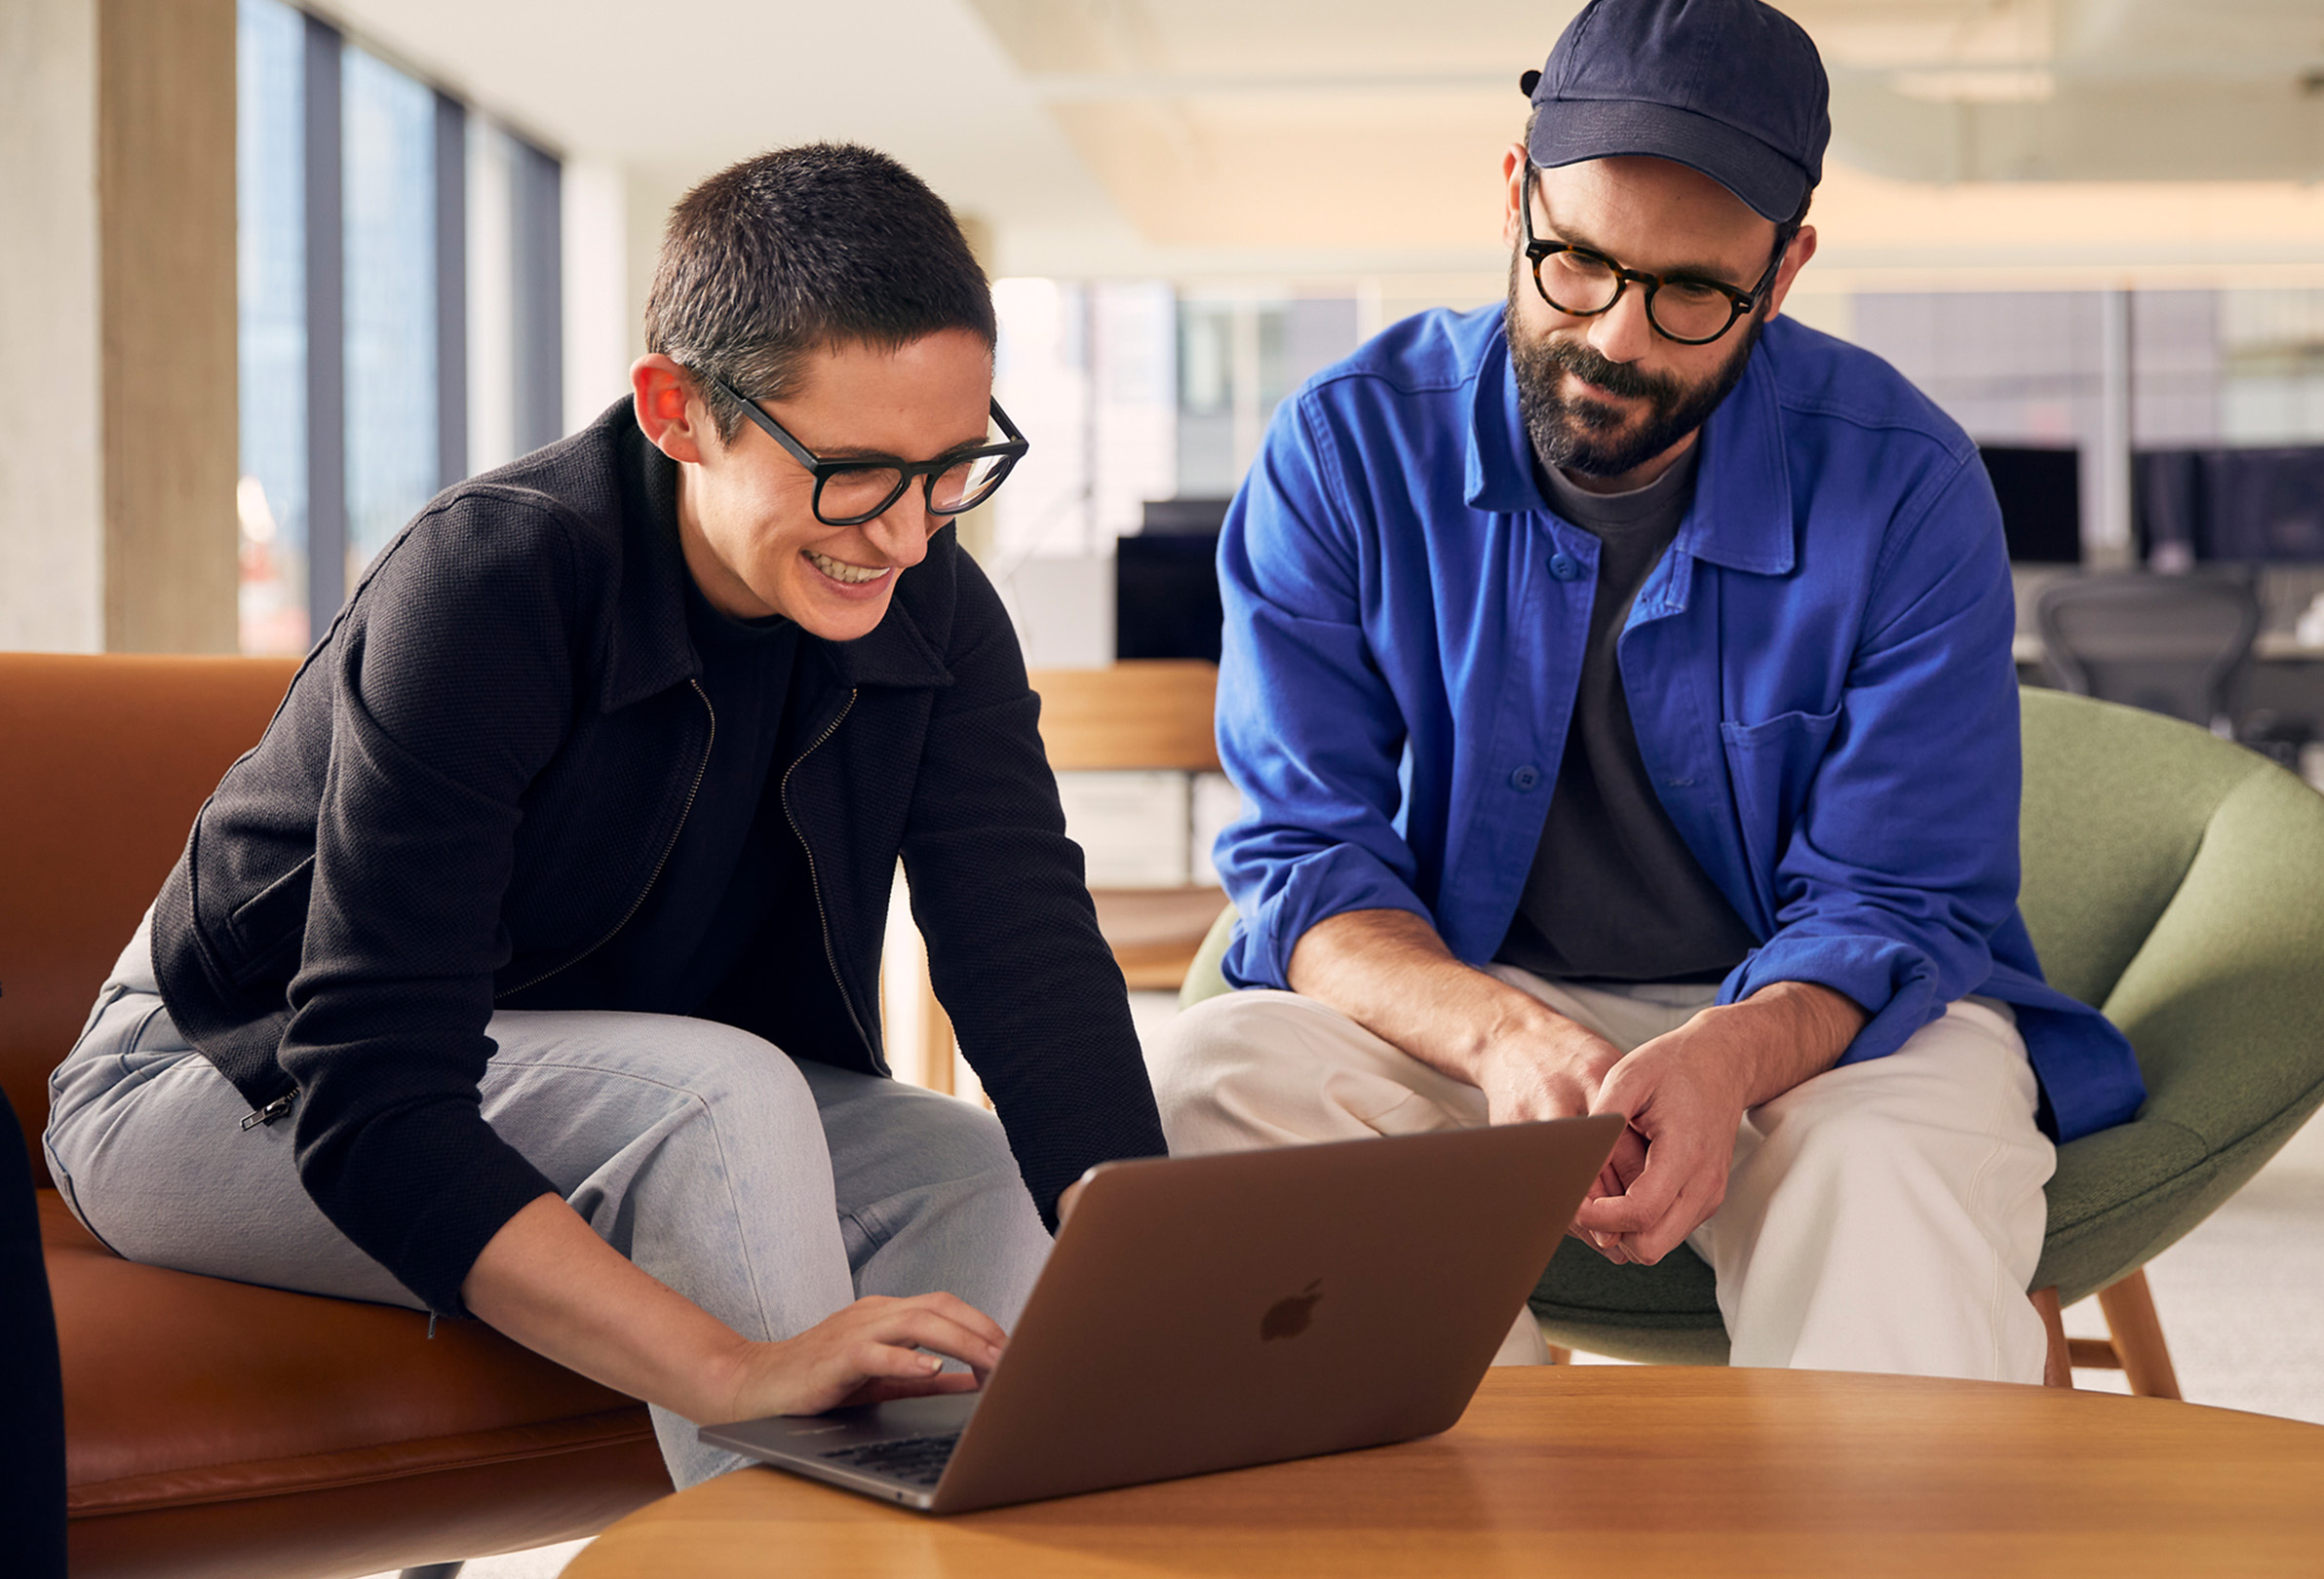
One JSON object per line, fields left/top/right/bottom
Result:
{"left": 306, "top": 0, "right": 2324, "bottom": 283}
{"left": 968, "top": 0, "right": 1574, "bottom": 79}
{"left": 975, "top": 0, "right": 2324, "bottom": 243}
{"left": 316, "top": 0, "right": 1122, "bottom": 229}
{"left": 1048, "top": 88, "right": 1516, "bottom": 249}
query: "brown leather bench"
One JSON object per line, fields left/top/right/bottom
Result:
{"left": 0, "top": 653, "right": 670, "bottom": 1579}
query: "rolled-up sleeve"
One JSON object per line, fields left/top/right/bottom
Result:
{"left": 1215, "top": 404, "right": 1434, "bottom": 989}
{"left": 1723, "top": 458, "right": 2024, "bottom": 1064}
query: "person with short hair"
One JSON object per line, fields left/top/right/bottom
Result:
{"left": 45, "top": 143, "right": 1166, "bottom": 1487}
{"left": 1149, "top": 0, "right": 2144, "bottom": 1382}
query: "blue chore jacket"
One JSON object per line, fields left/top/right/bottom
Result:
{"left": 1213, "top": 306, "right": 2145, "bottom": 1144}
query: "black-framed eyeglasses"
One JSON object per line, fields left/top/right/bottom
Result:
{"left": 1520, "top": 160, "right": 1788, "bottom": 347}
{"left": 712, "top": 376, "right": 1030, "bottom": 527}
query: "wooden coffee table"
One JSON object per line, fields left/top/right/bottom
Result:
{"left": 563, "top": 1367, "right": 2324, "bottom": 1577}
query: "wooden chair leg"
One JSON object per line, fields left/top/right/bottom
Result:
{"left": 1545, "top": 1344, "right": 1571, "bottom": 1366}
{"left": 2031, "top": 1285, "right": 2072, "bottom": 1388}
{"left": 2095, "top": 1267, "right": 2184, "bottom": 1400}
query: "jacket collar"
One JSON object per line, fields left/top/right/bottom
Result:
{"left": 601, "top": 408, "right": 951, "bottom": 713}
{"left": 1462, "top": 319, "right": 1797, "bottom": 577}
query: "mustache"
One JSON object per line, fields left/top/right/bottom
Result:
{"left": 1531, "top": 334, "right": 1681, "bottom": 404}
{"left": 1504, "top": 268, "right": 1763, "bottom": 480}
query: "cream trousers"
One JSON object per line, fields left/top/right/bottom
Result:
{"left": 1147, "top": 967, "right": 2055, "bottom": 1384}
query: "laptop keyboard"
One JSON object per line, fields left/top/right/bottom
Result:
{"left": 819, "top": 1431, "right": 962, "bottom": 1488}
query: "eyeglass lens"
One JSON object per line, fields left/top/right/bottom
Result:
{"left": 816, "top": 452, "right": 1013, "bottom": 523}
{"left": 1536, "top": 251, "right": 1739, "bottom": 343}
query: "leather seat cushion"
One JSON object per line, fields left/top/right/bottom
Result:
{"left": 44, "top": 1192, "right": 669, "bottom": 1577}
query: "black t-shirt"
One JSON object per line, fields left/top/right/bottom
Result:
{"left": 1496, "top": 441, "right": 1760, "bottom": 983}
{"left": 507, "top": 574, "right": 807, "bottom": 1014}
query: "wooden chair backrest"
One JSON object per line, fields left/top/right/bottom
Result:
{"left": 1025, "top": 660, "right": 1227, "bottom": 999}
{"left": 1027, "top": 660, "right": 1220, "bottom": 773}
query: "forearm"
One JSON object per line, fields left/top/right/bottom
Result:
{"left": 1692, "top": 979, "right": 1869, "bottom": 1108}
{"left": 460, "top": 1193, "right": 750, "bottom": 1423}
{"left": 1284, "top": 907, "right": 1579, "bottom": 1086}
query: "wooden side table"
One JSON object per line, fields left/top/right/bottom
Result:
{"left": 563, "top": 1367, "right": 2324, "bottom": 1578}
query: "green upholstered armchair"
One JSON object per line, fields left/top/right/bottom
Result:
{"left": 1178, "top": 688, "right": 2324, "bottom": 1392}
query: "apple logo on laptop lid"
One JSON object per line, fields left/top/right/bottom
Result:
{"left": 1260, "top": 1279, "right": 1324, "bottom": 1342}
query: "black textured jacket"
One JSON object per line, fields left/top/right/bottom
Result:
{"left": 152, "top": 401, "right": 1166, "bottom": 1315}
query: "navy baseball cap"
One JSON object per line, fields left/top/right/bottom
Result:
{"left": 1523, "top": 0, "right": 1830, "bottom": 223}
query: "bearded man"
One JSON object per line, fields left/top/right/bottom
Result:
{"left": 1146, "top": 0, "right": 2143, "bottom": 1383}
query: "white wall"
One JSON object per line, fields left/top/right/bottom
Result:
{"left": 622, "top": 166, "right": 694, "bottom": 366}
{"left": 0, "top": 0, "right": 105, "bottom": 651}
{"left": 561, "top": 156, "right": 629, "bottom": 434}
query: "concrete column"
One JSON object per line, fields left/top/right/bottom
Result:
{"left": 0, "top": 0, "right": 105, "bottom": 651}
{"left": 99, "top": 0, "right": 239, "bottom": 651}
{"left": 2091, "top": 287, "right": 2137, "bottom": 570}
{"left": 0, "top": 0, "right": 237, "bottom": 654}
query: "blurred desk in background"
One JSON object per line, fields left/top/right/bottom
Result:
{"left": 2014, "top": 632, "right": 2324, "bottom": 668}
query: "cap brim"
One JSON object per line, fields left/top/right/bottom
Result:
{"left": 1527, "top": 97, "right": 1805, "bottom": 222}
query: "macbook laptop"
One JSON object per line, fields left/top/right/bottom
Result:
{"left": 699, "top": 1113, "right": 1623, "bottom": 1514}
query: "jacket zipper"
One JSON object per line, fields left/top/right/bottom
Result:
{"left": 496, "top": 678, "right": 717, "bottom": 1002}
{"left": 780, "top": 687, "right": 878, "bottom": 1069}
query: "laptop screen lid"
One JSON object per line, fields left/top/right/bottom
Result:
{"left": 924, "top": 1115, "right": 1620, "bottom": 1511}
{"left": 833, "top": 1114, "right": 1620, "bottom": 1513}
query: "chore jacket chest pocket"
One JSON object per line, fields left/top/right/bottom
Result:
{"left": 1718, "top": 706, "right": 1843, "bottom": 927}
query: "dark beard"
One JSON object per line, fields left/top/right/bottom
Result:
{"left": 1506, "top": 267, "right": 1763, "bottom": 481}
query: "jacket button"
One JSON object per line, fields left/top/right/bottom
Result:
{"left": 1549, "top": 553, "right": 1581, "bottom": 582}
{"left": 1510, "top": 765, "right": 1541, "bottom": 790}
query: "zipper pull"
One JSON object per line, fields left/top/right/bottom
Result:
{"left": 240, "top": 1093, "right": 295, "bottom": 1132}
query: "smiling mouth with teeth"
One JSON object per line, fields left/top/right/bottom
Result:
{"left": 806, "top": 549, "right": 891, "bottom": 586}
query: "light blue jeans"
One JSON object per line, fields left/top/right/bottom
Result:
{"left": 44, "top": 920, "right": 1055, "bottom": 1486}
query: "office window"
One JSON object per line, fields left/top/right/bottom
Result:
{"left": 341, "top": 46, "right": 437, "bottom": 582}
{"left": 1848, "top": 288, "right": 2324, "bottom": 558}
{"left": 234, "top": 0, "right": 307, "bottom": 654}
{"left": 2222, "top": 290, "right": 2324, "bottom": 444}
{"left": 1175, "top": 296, "right": 1357, "bottom": 499}
{"left": 234, "top": 1, "right": 561, "bottom": 654}
{"left": 1173, "top": 298, "right": 1243, "bottom": 500}
{"left": 465, "top": 121, "right": 563, "bottom": 474}
{"left": 990, "top": 279, "right": 1176, "bottom": 560}
{"left": 987, "top": 283, "right": 1363, "bottom": 561}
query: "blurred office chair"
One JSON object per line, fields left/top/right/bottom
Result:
{"left": 2036, "top": 570, "right": 2261, "bottom": 733}
{"left": 1181, "top": 688, "right": 2324, "bottom": 1394}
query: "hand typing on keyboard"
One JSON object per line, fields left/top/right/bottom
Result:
{"left": 706, "top": 1291, "right": 1007, "bottom": 1421}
